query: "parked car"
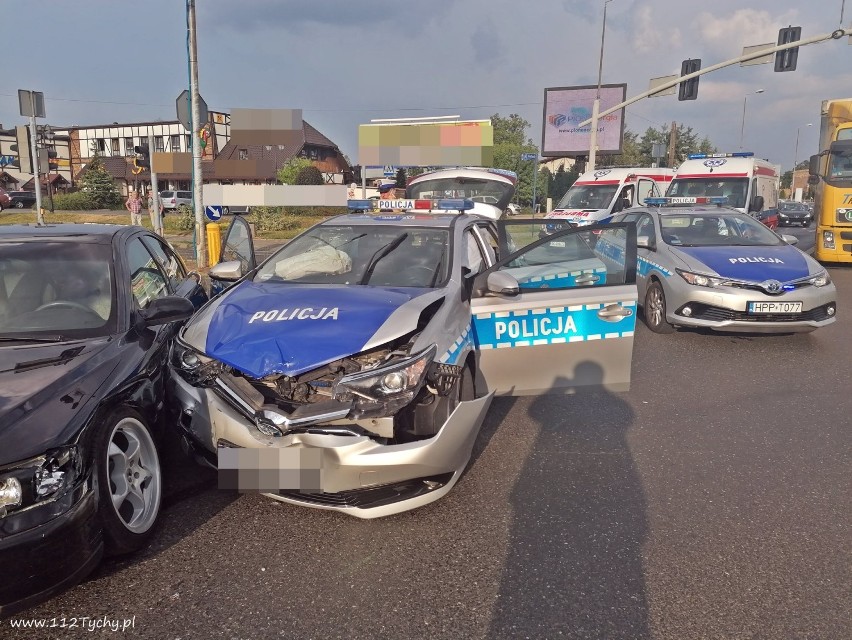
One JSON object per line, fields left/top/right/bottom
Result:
{"left": 8, "top": 191, "right": 37, "bottom": 210}
{"left": 159, "top": 190, "right": 193, "bottom": 212}
{"left": 0, "top": 224, "right": 208, "bottom": 616}
{"left": 606, "top": 197, "right": 836, "bottom": 334}
{"left": 406, "top": 168, "right": 518, "bottom": 220}
{"left": 0, "top": 187, "right": 10, "bottom": 211}
{"left": 169, "top": 207, "right": 638, "bottom": 519}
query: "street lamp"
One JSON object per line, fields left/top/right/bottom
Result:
{"left": 792, "top": 122, "right": 813, "bottom": 198}
{"left": 739, "top": 89, "right": 765, "bottom": 150}
{"left": 588, "top": 0, "right": 615, "bottom": 172}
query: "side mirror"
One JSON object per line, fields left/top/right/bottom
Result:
{"left": 209, "top": 260, "right": 243, "bottom": 282}
{"left": 487, "top": 271, "right": 520, "bottom": 296}
{"left": 637, "top": 235, "right": 654, "bottom": 250}
{"left": 138, "top": 296, "right": 195, "bottom": 328}
{"left": 748, "top": 195, "right": 764, "bottom": 213}
{"left": 808, "top": 154, "right": 820, "bottom": 177}
{"left": 781, "top": 234, "right": 799, "bottom": 246}
{"left": 807, "top": 175, "right": 820, "bottom": 186}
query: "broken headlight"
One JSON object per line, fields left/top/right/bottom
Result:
{"left": 171, "top": 336, "right": 221, "bottom": 384}
{"left": 333, "top": 345, "right": 436, "bottom": 415}
{"left": 0, "top": 447, "right": 81, "bottom": 518}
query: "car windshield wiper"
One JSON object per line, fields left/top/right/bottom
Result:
{"left": 360, "top": 233, "right": 408, "bottom": 285}
{"left": 0, "top": 334, "right": 67, "bottom": 343}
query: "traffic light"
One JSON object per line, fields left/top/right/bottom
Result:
{"left": 133, "top": 144, "right": 150, "bottom": 171}
{"left": 352, "top": 164, "right": 362, "bottom": 183}
{"left": 678, "top": 58, "right": 701, "bottom": 101}
{"left": 38, "top": 148, "right": 58, "bottom": 173}
{"left": 775, "top": 26, "right": 802, "bottom": 72}
{"left": 9, "top": 125, "right": 33, "bottom": 173}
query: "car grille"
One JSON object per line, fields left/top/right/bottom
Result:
{"left": 277, "top": 473, "right": 453, "bottom": 509}
{"left": 684, "top": 303, "right": 834, "bottom": 323}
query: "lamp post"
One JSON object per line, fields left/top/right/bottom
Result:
{"left": 588, "top": 0, "right": 614, "bottom": 172}
{"left": 792, "top": 122, "right": 813, "bottom": 199}
{"left": 739, "top": 89, "right": 765, "bottom": 150}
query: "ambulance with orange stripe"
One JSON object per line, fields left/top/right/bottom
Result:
{"left": 665, "top": 152, "right": 781, "bottom": 230}
{"left": 543, "top": 167, "right": 673, "bottom": 232}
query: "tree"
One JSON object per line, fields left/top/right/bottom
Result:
{"left": 491, "top": 113, "right": 538, "bottom": 205}
{"left": 295, "top": 165, "right": 324, "bottom": 185}
{"left": 550, "top": 164, "right": 580, "bottom": 204}
{"left": 277, "top": 156, "right": 313, "bottom": 185}
{"left": 599, "top": 124, "right": 717, "bottom": 168}
{"left": 394, "top": 167, "right": 407, "bottom": 188}
{"left": 78, "top": 154, "right": 121, "bottom": 209}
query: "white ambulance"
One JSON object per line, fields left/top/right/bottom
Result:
{"left": 665, "top": 152, "right": 781, "bottom": 229}
{"left": 544, "top": 167, "right": 674, "bottom": 229}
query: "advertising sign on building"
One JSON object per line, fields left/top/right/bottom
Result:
{"left": 541, "top": 84, "right": 627, "bottom": 157}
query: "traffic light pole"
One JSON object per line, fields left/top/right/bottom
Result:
{"left": 28, "top": 112, "right": 43, "bottom": 225}
{"left": 188, "top": 0, "right": 207, "bottom": 268}
{"left": 148, "top": 132, "right": 162, "bottom": 236}
{"left": 577, "top": 27, "right": 850, "bottom": 129}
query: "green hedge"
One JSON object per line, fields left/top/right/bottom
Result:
{"left": 52, "top": 192, "right": 97, "bottom": 210}
{"left": 251, "top": 206, "right": 301, "bottom": 232}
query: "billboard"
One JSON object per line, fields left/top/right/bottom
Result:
{"left": 541, "top": 84, "right": 627, "bottom": 157}
{"left": 358, "top": 120, "right": 493, "bottom": 167}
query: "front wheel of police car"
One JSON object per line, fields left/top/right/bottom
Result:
{"left": 644, "top": 281, "right": 675, "bottom": 334}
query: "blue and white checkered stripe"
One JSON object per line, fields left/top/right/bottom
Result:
{"left": 472, "top": 302, "right": 636, "bottom": 350}
{"left": 440, "top": 323, "right": 474, "bottom": 364}
{"left": 518, "top": 267, "right": 608, "bottom": 289}
{"left": 638, "top": 256, "right": 672, "bottom": 277}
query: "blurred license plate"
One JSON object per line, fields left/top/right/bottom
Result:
{"left": 747, "top": 301, "right": 802, "bottom": 314}
{"left": 549, "top": 241, "right": 566, "bottom": 247}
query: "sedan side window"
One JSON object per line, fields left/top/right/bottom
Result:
{"left": 127, "top": 238, "right": 170, "bottom": 309}
{"left": 141, "top": 236, "right": 186, "bottom": 290}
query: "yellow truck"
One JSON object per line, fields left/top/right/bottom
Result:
{"left": 808, "top": 98, "right": 852, "bottom": 263}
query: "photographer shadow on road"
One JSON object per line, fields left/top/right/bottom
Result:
{"left": 488, "top": 362, "right": 651, "bottom": 640}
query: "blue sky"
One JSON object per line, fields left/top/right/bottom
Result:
{"left": 4, "top": 0, "right": 850, "bottom": 171}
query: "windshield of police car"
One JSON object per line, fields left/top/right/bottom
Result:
{"left": 660, "top": 213, "right": 783, "bottom": 247}
{"left": 556, "top": 184, "right": 618, "bottom": 210}
{"left": 407, "top": 177, "right": 514, "bottom": 209}
{"left": 0, "top": 241, "right": 115, "bottom": 339}
{"left": 667, "top": 178, "right": 749, "bottom": 208}
{"left": 255, "top": 225, "right": 450, "bottom": 287}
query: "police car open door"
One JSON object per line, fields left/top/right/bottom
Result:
{"left": 470, "top": 220, "right": 637, "bottom": 396}
{"left": 220, "top": 214, "right": 257, "bottom": 274}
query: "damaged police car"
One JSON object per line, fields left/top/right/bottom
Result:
{"left": 169, "top": 202, "right": 638, "bottom": 518}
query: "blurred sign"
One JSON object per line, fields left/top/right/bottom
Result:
{"left": 521, "top": 153, "right": 537, "bottom": 161}
{"left": 18, "top": 90, "right": 46, "bottom": 118}
{"left": 0, "top": 155, "right": 14, "bottom": 166}
{"left": 383, "top": 165, "right": 396, "bottom": 176}
{"left": 359, "top": 120, "right": 494, "bottom": 167}
{"left": 648, "top": 75, "right": 678, "bottom": 97}
{"left": 541, "top": 84, "right": 627, "bottom": 157}
{"left": 741, "top": 43, "right": 774, "bottom": 66}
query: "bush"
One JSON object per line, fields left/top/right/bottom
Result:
{"left": 251, "top": 206, "right": 301, "bottom": 232}
{"left": 52, "top": 192, "right": 97, "bottom": 210}
{"left": 173, "top": 204, "right": 195, "bottom": 231}
{"left": 295, "top": 166, "right": 324, "bottom": 185}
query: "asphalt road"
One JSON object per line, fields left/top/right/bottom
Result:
{"left": 6, "top": 249, "right": 849, "bottom": 640}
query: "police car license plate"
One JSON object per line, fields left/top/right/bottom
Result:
{"left": 747, "top": 301, "right": 802, "bottom": 314}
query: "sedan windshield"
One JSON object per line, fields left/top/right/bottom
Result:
{"left": 255, "top": 225, "right": 450, "bottom": 288}
{"left": 407, "top": 177, "right": 514, "bottom": 209}
{"left": 0, "top": 241, "right": 116, "bottom": 339}
{"left": 660, "top": 213, "right": 783, "bottom": 247}
{"left": 556, "top": 184, "right": 618, "bottom": 210}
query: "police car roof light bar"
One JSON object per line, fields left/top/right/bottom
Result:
{"left": 347, "top": 199, "right": 374, "bottom": 211}
{"left": 436, "top": 198, "right": 475, "bottom": 211}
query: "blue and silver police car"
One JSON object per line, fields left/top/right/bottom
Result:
{"left": 168, "top": 203, "right": 639, "bottom": 518}
{"left": 604, "top": 197, "right": 836, "bottom": 334}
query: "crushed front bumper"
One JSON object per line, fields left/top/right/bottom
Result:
{"left": 168, "top": 372, "right": 493, "bottom": 518}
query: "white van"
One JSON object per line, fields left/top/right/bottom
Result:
{"left": 665, "top": 152, "right": 780, "bottom": 229}
{"left": 545, "top": 167, "right": 673, "bottom": 228}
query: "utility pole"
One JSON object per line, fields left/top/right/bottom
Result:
{"left": 27, "top": 94, "right": 44, "bottom": 225}
{"left": 148, "top": 132, "right": 162, "bottom": 236}
{"left": 588, "top": 0, "right": 614, "bottom": 172}
{"left": 667, "top": 122, "right": 678, "bottom": 168}
{"left": 188, "top": 0, "right": 207, "bottom": 267}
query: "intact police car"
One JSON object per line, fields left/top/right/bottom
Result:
{"left": 602, "top": 197, "right": 836, "bottom": 334}
{"left": 168, "top": 202, "right": 639, "bottom": 518}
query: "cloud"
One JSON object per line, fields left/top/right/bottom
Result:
{"left": 470, "top": 20, "right": 507, "bottom": 69}
{"left": 696, "top": 8, "right": 799, "bottom": 56}
{"left": 562, "top": 0, "right": 596, "bottom": 23}
{"left": 633, "top": 5, "right": 681, "bottom": 53}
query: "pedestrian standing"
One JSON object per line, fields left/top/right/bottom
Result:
{"left": 125, "top": 191, "right": 143, "bottom": 226}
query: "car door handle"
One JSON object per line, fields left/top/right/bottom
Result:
{"left": 574, "top": 274, "right": 601, "bottom": 285}
{"left": 597, "top": 304, "right": 633, "bottom": 321}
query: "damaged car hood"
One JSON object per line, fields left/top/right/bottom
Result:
{"left": 184, "top": 281, "right": 444, "bottom": 378}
